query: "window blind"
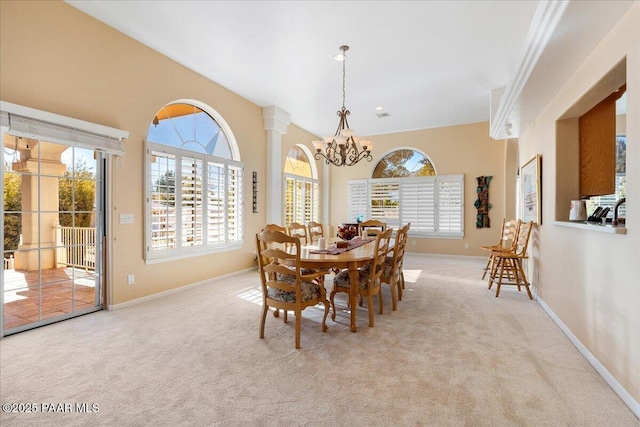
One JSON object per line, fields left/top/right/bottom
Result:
{"left": 1, "top": 102, "right": 128, "bottom": 156}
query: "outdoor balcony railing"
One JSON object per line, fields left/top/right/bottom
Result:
{"left": 3, "top": 226, "right": 96, "bottom": 271}
{"left": 56, "top": 225, "right": 96, "bottom": 271}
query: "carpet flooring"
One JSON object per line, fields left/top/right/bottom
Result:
{"left": 0, "top": 254, "right": 637, "bottom": 426}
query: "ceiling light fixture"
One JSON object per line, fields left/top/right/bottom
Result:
{"left": 313, "top": 45, "right": 373, "bottom": 167}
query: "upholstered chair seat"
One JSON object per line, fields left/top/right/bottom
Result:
{"left": 267, "top": 279, "right": 324, "bottom": 303}
{"left": 333, "top": 268, "right": 381, "bottom": 291}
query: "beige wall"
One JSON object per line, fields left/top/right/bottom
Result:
{"left": 1, "top": 1, "right": 267, "bottom": 304}
{"left": 518, "top": 3, "right": 639, "bottom": 403}
{"left": 328, "top": 122, "right": 512, "bottom": 256}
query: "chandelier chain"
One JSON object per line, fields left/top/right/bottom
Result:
{"left": 312, "top": 44, "right": 373, "bottom": 167}
{"left": 342, "top": 48, "right": 346, "bottom": 109}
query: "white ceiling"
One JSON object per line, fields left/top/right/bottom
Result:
{"left": 66, "top": 0, "right": 634, "bottom": 139}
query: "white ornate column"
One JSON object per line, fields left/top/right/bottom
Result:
{"left": 262, "top": 106, "right": 290, "bottom": 224}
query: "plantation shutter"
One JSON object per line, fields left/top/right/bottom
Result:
{"left": 206, "top": 161, "right": 225, "bottom": 244}
{"left": 370, "top": 180, "right": 400, "bottom": 229}
{"left": 227, "top": 165, "right": 243, "bottom": 241}
{"left": 437, "top": 174, "right": 464, "bottom": 236}
{"left": 347, "top": 180, "right": 368, "bottom": 222}
{"left": 348, "top": 175, "right": 463, "bottom": 238}
{"left": 149, "top": 151, "right": 177, "bottom": 252}
{"left": 401, "top": 178, "right": 436, "bottom": 233}
{"left": 181, "top": 156, "right": 204, "bottom": 247}
{"left": 312, "top": 182, "right": 320, "bottom": 222}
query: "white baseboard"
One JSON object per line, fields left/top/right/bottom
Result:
{"left": 534, "top": 292, "right": 640, "bottom": 419}
{"left": 108, "top": 266, "right": 257, "bottom": 311}
{"left": 407, "top": 252, "right": 487, "bottom": 261}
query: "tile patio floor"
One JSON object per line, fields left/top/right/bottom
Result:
{"left": 3, "top": 267, "right": 99, "bottom": 331}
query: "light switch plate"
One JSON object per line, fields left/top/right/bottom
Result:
{"left": 119, "top": 214, "right": 134, "bottom": 224}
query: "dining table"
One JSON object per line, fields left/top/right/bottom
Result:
{"left": 296, "top": 237, "right": 377, "bottom": 332}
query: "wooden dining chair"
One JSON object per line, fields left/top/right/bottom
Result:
{"left": 262, "top": 223, "right": 300, "bottom": 318}
{"left": 307, "top": 221, "right": 324, "bottom": 243}
{"left": 488, "top": 220, "right": 534, "bottom": 299}
{"left": 380, "top": 222, "right": 410, "bottom": 310}
{"left": 330, "top": 228, "right": 393, "bottom": 327}
{"left": 480, "top": 219, "right": 519, "bottom": 279}
{"left": 358, "top": 219, "right": 387, "bottom": 238}
{"left": 287, "top": 222, "right": 308, "bottom": 245}
{"left": 256, "top": 229, "right": 330, "bottom": 349}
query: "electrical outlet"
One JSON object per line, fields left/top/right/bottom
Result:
{"left": 411, "top": 240, "right": 416, "bottom": 246}
{"left": 127, "top": 274, "right": 135, "bottom": 285}
{"left": 464, "top": 243, "right": 470, "bottom": 249}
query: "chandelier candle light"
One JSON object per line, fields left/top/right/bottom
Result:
{"left": 313, "top": 45, "right": 373, "bottom": 167}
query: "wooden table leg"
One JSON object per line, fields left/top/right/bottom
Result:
{"left": 348, "top": 261, "right": 358, "bottom": 332}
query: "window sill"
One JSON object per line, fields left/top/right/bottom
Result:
{"left": 145, "top": 242, "right": 244, "bottom": 265}
{"left": 554, "top": 220, "right": 627, "bottom": 234}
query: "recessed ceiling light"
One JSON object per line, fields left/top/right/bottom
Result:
{"left": 375, "top": 106, "right": 383, "bottom": 111}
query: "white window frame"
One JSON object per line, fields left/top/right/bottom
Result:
{"left": 347, "top": 174, "right": 464, "bottom": 239}
{"left": 144, "top": 101, "right": 243, "bottom": 263}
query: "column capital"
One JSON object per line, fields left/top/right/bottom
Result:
{"left": 262, "top": 106, "right": 290, "bottom": 134}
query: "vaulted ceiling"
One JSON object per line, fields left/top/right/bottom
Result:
{"left": 67, "top": 0, "right": 634, "bottom": 140}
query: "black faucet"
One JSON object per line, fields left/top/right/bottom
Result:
{"left": 612, "top": 198, "right": 626, "bottom": 226}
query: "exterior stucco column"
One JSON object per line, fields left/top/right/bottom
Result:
{"left": 12, "top": 140, "right": 67, "bottom": 271}
{"left": 262, "top": 106, "right": 290, "bottom": 225}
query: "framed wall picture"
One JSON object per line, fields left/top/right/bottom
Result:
{"left": 521, "top": 154, "right": 541, "bottom": 224}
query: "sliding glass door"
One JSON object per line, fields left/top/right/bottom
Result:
{"left": 2, "top": 136, "right": 105, "bottom": 335}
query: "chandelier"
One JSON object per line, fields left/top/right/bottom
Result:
{"left": 312, "top": 45, "right": 373, "bottom": 167}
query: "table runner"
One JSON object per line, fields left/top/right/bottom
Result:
{"left": 309, "top": 237, "right": 374, "bottom": 255}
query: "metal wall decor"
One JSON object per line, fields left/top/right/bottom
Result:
{"left": 475, "top": 175, "right": 492, "bottom": 228}
{"left": 252, "top": 171, "right": 258, "bottom": 213}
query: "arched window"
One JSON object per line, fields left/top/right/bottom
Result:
{"left": 372, "top": 148, "right": 436, "bottom": 178}
{"left": 347, "top": 148, "right": 463, "bottom": 237}
{"left": 283, "top": 144, "right": 319, "bottom": 226}
{"left": 145, "top": 100, "right": 243, "bottom": 261}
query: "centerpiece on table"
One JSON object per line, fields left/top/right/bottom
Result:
{"left": 337, "top": 223, "right": 357, "bottom": 241}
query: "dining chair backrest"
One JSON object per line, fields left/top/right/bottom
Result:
{"left": 392, "top": 223, "right": 410, "bottom": 272}
{"left": 256, "top": 230, "right": 300, "bottom": 287}
{"left": 307, "top": 221, "right": 324, "bottom": 243}
{"left": 263, "top": 223, "right": 287, "bottom": 233}
{"left": 369, "top": 228, "right": 393, "bottom": 285}
{"left": 500, "top": 219, "right": 520, "bottom": 251}
{"left": 513, "top": 220, "right": 533, "bottom": 257}
{"left": 359, "top": 219, "right": 387, "bottom": 238}
{"left": 380, "top": 223, "right": 410, "bottom": 310}
{"left": 262, "top": 224, "right": 289, "bottom": 249}
{"left": 288, "top": 222, "right": 308, "bottom": 245}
